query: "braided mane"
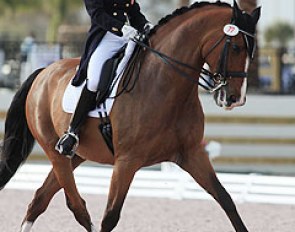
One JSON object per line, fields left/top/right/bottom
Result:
{"left": 149, "top": 1, "right": 231, "bottom": 36}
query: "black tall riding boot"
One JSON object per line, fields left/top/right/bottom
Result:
{"left": 55, "top": 86, "right": 97, "bottom": 158}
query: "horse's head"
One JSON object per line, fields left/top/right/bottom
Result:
{"left": 202, "top": 1, "right": 261, "bottom": 110}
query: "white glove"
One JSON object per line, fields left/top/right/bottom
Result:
{"left": 122, "top": 25, "right": 137, "bottom": 40}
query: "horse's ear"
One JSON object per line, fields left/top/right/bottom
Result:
{"left": 232, "top": 0, "right": 242, "bottom": 20}
{"left": 251, "top": 6, "right": 261, "bottom": 24}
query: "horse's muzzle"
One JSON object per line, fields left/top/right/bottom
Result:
{"left": 214, "top": 88, "right": 246, "bottom": 110}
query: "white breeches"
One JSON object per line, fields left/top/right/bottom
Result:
{"left": 87, "top": 31, "right": 135, "bottom": 92}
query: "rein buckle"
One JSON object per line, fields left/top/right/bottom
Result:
{"left": 210, "top": 73, "right": 227, "bottom": 93}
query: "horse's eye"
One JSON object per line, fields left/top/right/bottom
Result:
{"left": 232, "top": 44, "right": 241, "bottom": 53}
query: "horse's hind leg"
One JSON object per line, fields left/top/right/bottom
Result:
{"left": 20, "top": 155, "right": 93, "bottom": 232}
{"left": 20, "top": 166, "right": 62, "bottom": 232}
{"left": 178, "top": 147, "right": 248, "bottom": 232}
{"left": 50, "top": 152, "right": 96, "bottom": 231}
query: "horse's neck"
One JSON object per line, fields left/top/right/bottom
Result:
{"left": 152, "top": 11, "right": 203, "bottom": 60}
{"left": 150, "top": 6, "right": 230, "bottom": 62}
{"left": 128, "top": 6, "right": 232, "bottom": 115}
{"left": 136, "top": 7, "right": 229, "bottom": 109}
{"left": 126, "top": 7, "right": 230, "bottom": 119}
{"left": 143, "top": 10, "right": 209, "bottom": 100}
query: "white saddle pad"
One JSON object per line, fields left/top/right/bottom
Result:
{"left": 62, "top": 79, "right": 119, "bottom": 118}
{"left": 62, "top": 40, "right": 136, "bottom": 118}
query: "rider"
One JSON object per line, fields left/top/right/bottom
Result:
{"left": 55, "top": 0, "right": 151, "bottom": 158}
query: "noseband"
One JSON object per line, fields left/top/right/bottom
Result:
{"left": 133, "top": 22, "right": 255, "bottom": 93}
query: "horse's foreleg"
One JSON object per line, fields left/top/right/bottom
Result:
{"left": 178, "top": 148, "right": 248, "bottom": 232}
{"left": 20, "top": 155, "right": 86, "bottom": 232}
{"left": 100, "top": 159, "right": 139, "bottom": 232}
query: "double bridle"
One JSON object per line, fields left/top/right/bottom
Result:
{"left": 133, "top": 22, "right": 255, "bottom": 93}
{"left": 202, "top": 23, "right": 255, "bottom": 92}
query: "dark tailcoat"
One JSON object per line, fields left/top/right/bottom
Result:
{"left": 72, "top": 0, "right": 148, "bottom": 86}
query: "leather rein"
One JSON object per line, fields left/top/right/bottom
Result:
{"left": 133, "top": 24, "right": 255, "bottom": 93}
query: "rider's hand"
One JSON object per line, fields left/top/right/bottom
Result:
{"left": 122, "top": 25, "right": 137, "bottom": 40}
{"left": 136, "top": 22, "right": 154, "bottom": 42}
{"left": 143, "top": 22, "right": 154, "bottom": 35}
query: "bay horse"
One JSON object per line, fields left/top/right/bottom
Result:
{"left": 0, "top": 1, "right": 260, "bottom": 232}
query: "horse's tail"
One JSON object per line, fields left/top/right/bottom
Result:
{"left": 0, "top": 68, "right": 44, "bottom": 190}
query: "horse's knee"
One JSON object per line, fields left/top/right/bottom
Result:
{"left": 210, "top": 175, "right": 237, "bottom": 213}
{"left": 217, "top": 186, "right": 237, "bottom": 212}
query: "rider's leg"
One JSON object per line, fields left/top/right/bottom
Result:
{"left": 86, "top": 32, "right": 128, "bottom": 92}
{"left": 55, "top": 85, "right": 97, "bottom": 157}
{"left": 56, "top": 32, "right": 128, "bottom": 158}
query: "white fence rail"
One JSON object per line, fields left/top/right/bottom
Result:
{"left": 1, "top": 91, "right": 295, "bottom": 175}
{"left": 6, "top": 164, "right": 295, "bottom": 205}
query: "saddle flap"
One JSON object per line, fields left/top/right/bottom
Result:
{"left": 97, "top": 46, "right": 126, "bottom": 105}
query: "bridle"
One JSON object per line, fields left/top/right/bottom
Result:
{"left": 201, "top": 23, "right": 256, "bottom": 92}
{"left": 132, "top": 22, "right": 256, "bottom": 93}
